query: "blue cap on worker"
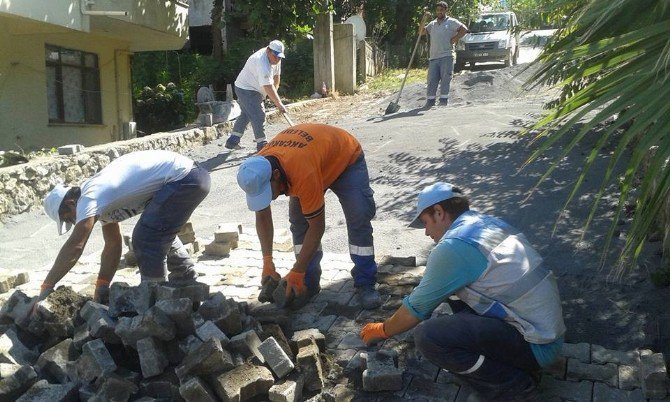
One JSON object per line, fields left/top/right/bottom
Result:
{"left": 268, "top": 40, "right": 285, "bottom": 58}
{"left": 409, "top": 182, "right": 460, "bottom": 228}
{"left": 237, "top": 156, "right": 273, "bottom": 211}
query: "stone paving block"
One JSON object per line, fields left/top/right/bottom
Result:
{"left": 198, "top": 293, "right": 242, "bottom": 336}
{"left": 0, "top": 275, "right": 16, "bottom": 294}
{"left": 0, "top": 364, "right": 37, "bottom": 401}
{"left": 639, "top": 352, "right": 669, "bottom": 399}
{"left": 567, "top": 359, "right": 617, "bottom": 387}
{"left": 542, "top": 356, "right": 567, "bottom": 380}
{"left": 179, "top": 335, "right": 203, "bottom": 355}
{"left": 179, "top": 376, "right": 217, "bottom": 402}
{"left": 154, "top": 297, "right": 195, "bottom": 337}
{"left": 57, "top": 144, "right": 84, "bottom": 155}
{"left": 204, "top": 242, "right": 232, "bottom": 257}
{"left": 337, "top": 333, "right": 366, "bottom": 350}
{"left": 75, "top": 339, "right": 117, "bottom": 383}
{"left": 258, "top": 337, "right": 294, "bottom": 378}
{"left": 539, "top": 375, "right": 593, "bottom": 402}
{"left": 15, "top": 379, "right": 78, "bottom": 402}
{"left": 403, "top": 376, "right": 460, "bottom": 400}
{"left": 269, "top": 373, "right": 304, "bottom": 402}
{"left": 591, "top": 344, "right": 640, "bottom": 366}
{"left": 35, "top": 338, "right": 79, "bottom": 384}
{"left": 0, "top": 328, "right": 37, "bottom": 365}
{"left": 156, "top": 282, "right": 210, "bottom": 303}
{"left": 91, "top": 373, "right": 139, "bottom": 401}
{"left": 290, "top": 328, "right": 326, "bottom": 355}
{"left": 0, "top": 291, "right": 34, "bottom": 327}
{"left": 196, "top": 320, "right": 230, "bottom": 345}
{"left": 228, "top": 330, "right": 264, "bottom": 363}
{"left": 212, "top": 362, "right": 274, "bottom": 402}
{"left": 176, "top": 338, "right": 234, "bottom": 380}
{"left": 72, "top": 324, "right": 92, "bottom": 351}
{"left": 271, "top": 280, "right": 289, "bottom": 308}
{"left": 137, "top": 337, "right": 169, "bottom": 378}
{"left": 593, "top": 381, "right": 646, "bottom": 402}
{"left": 618, "top": 364, "right": 639, "bottom": 391}
{"left": 313, "top": 314, "right": 338, "bottom": 334}
{"left": 296, "top": 343, "right": 324, "bottom": 392}
{"left": 258, "top": 276, "right": 279, "bottom": 303}
{"left": 562, "top": 342, "right": 591, "bottom": 363}
{"left": 362, "top": 350, "right": 404, "bottom": 392}
{"left": 260, "top": 323, "right": 294, "bottom": 361}
{"left": 114, "top": 306, "right": 176, "bottom": 348}
{"left": 109, "top": 282, "right": 157, "bottom": 317}
{"left": 0, "top": 362, "right": 21, "bottom": 377}
{"left": 214, "top": 224, "right": 240, "bottom": 244}
{"left": 89, "top": 316, "right": 120, "bottom": 344}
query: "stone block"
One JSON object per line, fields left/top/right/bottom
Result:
{"left": 212, "top": 363, "right": 274, "bottom": 402}
{"left": 539, "top": 375, "right": 593, "bottom": 402}
{"left": 269, "top": 373, "right": 303, "bottom": 402}
{"left": 198, "top": 293, "right": 242, "bottom": 336}
{"left": 296, "top": 344, "right": 324, "bottom": 392}
{"left": 80, "top": 301, "right": 119, "bottom": 343}
{"left": 139, "top": 377, "right": 181, "bottom": 400}
{"left": 290, "top": 328, "right": 326, "bottom": 355}
{"left": 114, "top": 306, "right": 176, "bottom": 348}
{"left": 0, "top": 328, "right": 37, "bottom": 365}
{"left": 91, "top": 374, "right": 139, "bottom": 401}
{"left": 0, "top": 276, "right": 15, "bottom": 294}
{"left": 362, "top": 349, "right": 404, "bottom": 392}
{"left": 15, "top": 379, "right": 78, "bottom": 402}
{"left": 196, "top": 321, "right": 230, "bottom": 345}
{"left": 179, "top": 376, "right": 217, "bottom": 402}
{"left": 591, "top": 344, "right": 640, "bottom": 366}
{"left": 0, "top": 362, "right": 21, "bottom": 378}
{"left": 124, "top": 250, "right": 137, "bottom": 266}
{"left": 0, "top": 365, "right": 37, "bottom": 401}
{"left": 109, "top": 282, "right": 157, "bottom": 317}
{"left": 272, "top": 280, "right": 289, "bottom": 308}
{"left": 155, "top": 298, "right": 196, "bottom": 338}
{"left": 14, "top": 273, "right": 29, "bottom": 287}
{"left": 258, "top": 276, "right": 279, "bottom": 303}
{"left": 619, "top": 364, "right": 639, "bottom": 390}
{"left": 0, "top": 290, "right": 34, "bottom": 326}
{"left": 214, "top": 224, "right": 240, "bottom": 244}
{"left": 260, "top": 323, "right": 294, "bottom": 361}
{"left": 57, "top": 144, "right": 84, "bottom": 155}
{"left": 258, "top": 337, "right": 294, "bottom": 378}
{"left": 204, "top": 242, "right": 231, "bottom": 257}
{"left": 179, "top": 335, "right": 203, "bottom": 356}
{"left": 75, "top": 339, "right": 117, "bottom": 383}
{"left": 567, "top": 359, "right": 617, "bottom": 387}
{"left": 228, "top": 330, "right": 264, "bottom": 363}
{"left": 137, "top": 337, "right": 169, "bottom": 379}
{"left": 72, "top": 324, "right": 92, "bottom": 351}
{"left": 562, "top": 342, "right": 591, "bottom": 363}
{"left": 35, "top": 339, "right": 79, "bottom": 384}
{"left": 542, "top": 356, "right": 567, "bottom": 379}
{"left": 593, "top": 381, "right": 646, "bottom": 402}
{"left": 639, "top": 352, "right": 668, "bottom": 399}
{"left": 156, "top": 282, "right": 209, "bottom": 303}
{"left": 176, "top": 338, "right": 234, "bottom": 380}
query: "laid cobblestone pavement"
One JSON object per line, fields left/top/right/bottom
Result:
{"left": 1, "top": 225, "right": 668, "bottom": 401}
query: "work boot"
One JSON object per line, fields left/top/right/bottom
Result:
{"left": 438, "top": 98, "right": 449, "bottom": 107}
{"left": 423, "top": 99, "right": 436, "bottom": 109}
{"left": 256, "top": 140, "right": 268, "bottom": 152}
{"left": 225, "top": 134, "right": 241, "bottom": 149}
{"left": 167, "top": 267, "right": 198, "bottom": 286}
{"left": 355, "top": 286, "right": 382, "bottom": 309}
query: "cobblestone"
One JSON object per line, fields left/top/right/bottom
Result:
{"left": 566, "top": 359, "right": 618, "bottom": 387}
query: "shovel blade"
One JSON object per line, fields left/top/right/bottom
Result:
{"left": 385, "top": 102, "right": 400, "bottom": 115}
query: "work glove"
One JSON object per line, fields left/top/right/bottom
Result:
{"left": 284, "top": 269, "right": 306, "bottom": 298}
{"left": 93, "top": 279, "right": 111, "bottom": 305}
{"left": 31, "top": 283, "right": 54, "bottom": 317}
{"left": 360, "top": 322, "right": 389, "bottom": 346}
{"left": 262, "top": 255, "right": 281, "bottom": 285}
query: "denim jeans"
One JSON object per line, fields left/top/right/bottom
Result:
{"left": 133, "top": 164, "right": 211, "bottom": 280}
{"left": 232, "top": 86, "right": 266, "bottom": 142}
{"left": 289, "top": 153, "right": 378, "bottom": 290}
{"left": 426, "top": 55, "right": 455, "bottom": 101}
{"left": 414, "top": 300, "right": 540, "bottom": 400}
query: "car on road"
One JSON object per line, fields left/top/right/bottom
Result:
{"left": 455, "top": 11, "right": 520, "bottom": 71}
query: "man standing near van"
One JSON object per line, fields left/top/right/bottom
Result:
{"left": 420, "top": 1, "right": 467, "bottom": 108}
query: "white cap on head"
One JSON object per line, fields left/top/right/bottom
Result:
{"left": 268, "top": 40, "right": 285, "bottom": 58}
{"left": 409, "top": 182, "right": 461, "bottom": 228}
{"left": 43, "top": 183, "right": 73, "bottom": 235}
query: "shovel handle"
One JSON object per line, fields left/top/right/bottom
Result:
{"left": 283, "top": 112, "right": 295, "bottom": 126}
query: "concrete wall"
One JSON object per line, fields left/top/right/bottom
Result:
{"left": 313, "top": 12, "right": 335, "bottom": 94}
{"left": 333, "top": 23, "right": 356, "bottom": 95}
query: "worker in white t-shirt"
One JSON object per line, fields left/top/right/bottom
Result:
{"left": 39, "top": 150, "right": 211, "bottom": 304}
{"left": 225, "top": 40, "right": 288, "bottom": 152}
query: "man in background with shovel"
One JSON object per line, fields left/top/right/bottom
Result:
{"left": 420, "top": 1, "right": 467, "bottom": 108}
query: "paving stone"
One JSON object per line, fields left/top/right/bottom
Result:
{"left": 75, "top": 339, "right": 117, "bottom": 383}
{"left": 214, "top": 224, "right": 240, "bottom": 244}
{"left": 361, "top": 349, "right": 404, "bottom": 392}
{"left": 15, "top": 379, "right": 78, "bottom": 402}
{"left": 35, "top": 338, "right": 79, "bottom": 384}
{"left": 0, "top": 328, "right": 37, "bottom": 365}
{"left": 204, "top": 242, "right": 232, "bottom": 257}
{"left": 178, "top": 335, "right": 203, "bottom": 355}
{"left": 79, "top": 302, "right": 120, "bottom": 343}
{"left": 198, "top": 293, "right": 243, "bottom": 336}
{"left": 337, "top": 333, "right": 366, "bottom": 350}
{"left": 248, "top": 304, "right": 291, "bottom": 329}
{"left": 258, "top": 276, "right": 279, "bottom": 303}
{"left": 619, "top": 364, "right": 639, "bottom": 390}
{"left": 137, "top": 337, "right": 169, "bottom": 378}
{"left": 175, "top": 338, "right": 234, "bottom": 380}
{"left": 639, "top": 352, "right": 669, "bottom": 399}
{"left": 228, "top": 330, "right": 264, "bottom": 363}
{"left": 591, "top": 344, "right": 640, "bottom": 365}
{"left": 212, "top": 362, "right": 274, "bottom": 402}
{"left": 114, "top": 306, "right": 176, "bottom": 348}
{"left": 312, "top": 314, "right": 338, "bottom": 333}
{"left": 0, "top": 291, "right": 34, "bottom": 328}
{"left": 0, "top": 276, "right": 16, "bottom": 294}
{"left": 567, "top": 359, "right": 618, "bottom": 387}
{"left": 108, "top": 282, "right": 157, "bottom": 317}
{"left": 139, "top": 375, "right": 182, "bottom": 400}
{"left": 272, "top": 280, "right": 290, "bottom": 308}
{"left": 258, "top": 337, "right": 294, "bottom": 378}
{"left": 542, "top": 356, "right": 567, "bottom": 380}
{"left": 154, "top": 298, "right": 195, "bottom": 338}
{"left": 260, "top": 323, "right": 294, "bottom": 361}
{"left": 91, "top": 373, "right": 139, "bottom": 401}
{"left": 179, "top": 376, "right": 217, "bottom": 402}
{"left": 593, "top": 381, "right": 646, "bottom": 402}
{"left": 403, "top": 376, "right": 460, "bottom": 400}
{"left": 290, "top": 328, "right": 326, "bottom": 355}
{"left": 268, "top": 373, "right": 304, "bottom": 402}
{"left": 57, "top": 144, "right": 84, "bottom": 155}
{"left": 539, "top": 375, "right": 593, "bottom": 402}
{"left": 72, "top": 324, "right": 92, "bottom": 351}
{"left": 562, "top": 342, "right": 591, "bottom": 363}
{"left": 296, "top": 343, "right": 324, "bottom": 392}
{"left": 196, "top": 320, "right": 230, "bottom": 345}
{"left": 156, "top": 282, "right": 210, "bottom": 303}
{"left": 0, "top": 362, "right": 21, "bottom": 378}
{"left": 0, "top": 364, "right": 37, "bottom": 401}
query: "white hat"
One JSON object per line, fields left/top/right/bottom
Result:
{"left": 237, "top": 156, "right": 273, "bottom": 211}
{"left": 409, "top": 182, "right": 460, "bottom": 228}
{"left": 268, "top": 40, "right": 286, "bottom": 58}
{"left": 43, "top": 183, "right": 73, "bottom": 235}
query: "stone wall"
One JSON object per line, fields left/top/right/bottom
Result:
{"left": 0, "top": 124, "right": 228, "bottom": 220}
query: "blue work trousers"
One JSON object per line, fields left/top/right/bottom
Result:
{"left": 289, "top": 153, "right": 378, "bottom": 291}
{"left": 133, "top": 164, "right": 211, "bottom": 281}
{"left": 414, "top": 300, "right": 540, "bottom": 400}
{"left": 427, "top": 56, "right": 455, "bottom": 101}
{"left": 232, "top": 86, "right": 267, "bottom": 142}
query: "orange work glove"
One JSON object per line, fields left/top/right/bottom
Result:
{"left": 284, "top": 270, "right": 306, "bottom": 297}
{"left": 360, "top": 322, "right": 389, "bottom": 346}
{"left": 262, "top": 255, "right": 280, "bottom": 284}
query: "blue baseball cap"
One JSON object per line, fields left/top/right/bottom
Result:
{"left": 409, "top": 182, "right": 460, "bottom": 228}
{"left": 237, "top": 156, "right": 273, "bottom": 211}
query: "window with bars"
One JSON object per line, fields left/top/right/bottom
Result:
{"left": 46, "top": 45, "right": 102, "bottom": 124}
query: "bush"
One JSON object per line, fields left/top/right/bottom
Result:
{"left": 134, "top": 83, "right": 188, "bottom": 136}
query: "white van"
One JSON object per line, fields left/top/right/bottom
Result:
{"left": 455, "top": 11, "right": 519, "bottom": 70}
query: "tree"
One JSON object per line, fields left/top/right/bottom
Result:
{"left": 523, "top": 0, "right": 670, "bottom": 269}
